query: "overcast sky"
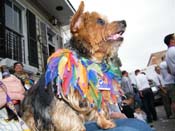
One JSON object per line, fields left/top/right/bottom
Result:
{"left": 70, "top": 0, "right": 175, "bottom": 72}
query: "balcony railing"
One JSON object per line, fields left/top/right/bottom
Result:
{"left": 5, "top": 27, "right": 25, "bottom": 63}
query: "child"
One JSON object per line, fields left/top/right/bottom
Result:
{"left": 134, "top": 104, "right": 147, "bottom": 122}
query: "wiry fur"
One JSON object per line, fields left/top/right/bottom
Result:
{"left": 70, "top": 2, "right": 126, "bottom": 63}
{"left": 22, "top": 1, "right": 126, "bottom": 131}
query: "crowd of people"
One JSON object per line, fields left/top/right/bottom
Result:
{"left": 119, "top": 33, "right": 175, "bottom": 125}
{"left": 119, "top": 69, "right": 157, "bottom": 123}
{"left": 0, "top": 33, "right": 174, "bottom": 130}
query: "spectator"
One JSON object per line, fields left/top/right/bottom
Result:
{"left": 164, "top": 33, "right": 175, "bottom": 77}
{"left": 13, "top": 62, "right": 33, "bottom": 90}
{"left": 132, "top": 83, "right": 142, "bottom": 108}
{"left": 121, "top": 94, "right": 135, "bottom": 118}
{"left": 134, "top": 104, "right": 147, "bottom": 122}
{"left": 159, "top": 56, "right": 175, "bottom": 118}
{"left": 121, "top": 70, "right": 134, "bottom": 96}
{"left": 121, "top": 70, "right": 144, "bottom": 118}
{"left": 154, "top": 65, "right": 172, "bottom": 118}
{"left": 135, "top": 69, "right": 157, "bottom": 123}
{"left": 0, "top": 75, "right": 25, "bottom": 108}
{"left": 154, "top": 65, "right": 166, "bottom": 93}
{"left": 0, "top": 75, "right": 25, "bottom": 130}
{"left": 1, "top": 65, "right": 23, "bottom": 120}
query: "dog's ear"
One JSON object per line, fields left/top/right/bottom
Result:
{"left": 70, "top": 1, "right": 84, "bottom": 33}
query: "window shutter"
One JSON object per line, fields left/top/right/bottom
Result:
{"left": 26, "top": 9, "right": 38, "bottom": 68}
{"left": 0, "top": 0, "right": 5, "bottom": 58}
{"left": 40, "top": 22, "right": 48, "bottom": 70}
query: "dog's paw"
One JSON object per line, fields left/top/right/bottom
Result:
{"left": 99, "top": 119, "right": 116, "bottom": 129}
{"left": 103, "top": 120, "right": 116, "bottom": 129}
{"left": 97, "top": 113, "right": 116, "bottom": 129}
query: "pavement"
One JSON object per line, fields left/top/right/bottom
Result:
{"left": 152, "top": 105, "right": 175, "bottom": 131}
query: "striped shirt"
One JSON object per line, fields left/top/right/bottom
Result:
{"left": 0, "top": 108, "right": 22, "bottom": 131}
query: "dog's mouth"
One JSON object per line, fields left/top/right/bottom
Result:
{"left": 107, "top": 31, "right": 124, "bottom": 41}
{"left": 107, "top": 20, "right": 126, "bottom": 42}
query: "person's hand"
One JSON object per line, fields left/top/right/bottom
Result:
{"left": 110, "top": 112, "right": 127, "bottom": 119}
{"left": 160, "top": 87, "right": 167, "bottom": 94}
{"left": 139, "top": 91, "right": 144, "bottom": 98}
{"left": 0, "top": 75, "right": 25, "bottom": 107}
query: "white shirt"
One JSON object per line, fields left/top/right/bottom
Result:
{"left": 0, "top": 108, "right": 22, "bottom": 131}
{"left": 154, "top": 73, "right": 165, "bottom": 87}
{"left": 159, "top": 61, "right": 175, "bottom": 85}
{"left": 166, "top": 46, "right": 175, "bottom": 77}
{"left": 151, "top": 73, "right": 161, "bottom": 87}
{"left": 134, "top": 111, "right": 147, "bottom": 122}
{"left": 135, "top": 73, "right": 150, "bottom": 91}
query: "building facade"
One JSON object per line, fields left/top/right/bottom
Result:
{"left": 147, "top": 50, "right": 166, "bottom": 66}
{"left": 0, "top": 0, "right": 74, "bottom": 76}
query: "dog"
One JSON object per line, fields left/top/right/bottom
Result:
{"left": 21, "top": 1, "right": 126, "bottom": 131}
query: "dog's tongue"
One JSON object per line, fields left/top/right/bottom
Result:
{"left": 107, "top": 33, "right": 122, "bottom": 40}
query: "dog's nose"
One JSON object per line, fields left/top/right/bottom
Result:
{"left": 119, "top": 20, "right": 127, "bottom": 28}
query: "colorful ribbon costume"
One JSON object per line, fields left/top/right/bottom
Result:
{"left": 45, "top": 49, "right": 124, "bottom": 110}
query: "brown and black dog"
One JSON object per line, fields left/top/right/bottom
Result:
{"left": 22, "top": 1, "right": 126, "bottom": 131}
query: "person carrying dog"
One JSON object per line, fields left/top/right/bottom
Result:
{"left": 164, "top": 33, "right": 175, "bottom": 77}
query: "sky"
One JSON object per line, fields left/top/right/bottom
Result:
{"left": 70, "top": 0, "right": 175, "bottom": 72}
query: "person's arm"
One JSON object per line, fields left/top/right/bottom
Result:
{"left": 157, "top": 75, "right": 167, "bottom": 94}
{"left": 166, "top": 47, "right": 175, "bottom": 76}
{"left": 121, "top": 78, "right": 127, "bottom": 93}
{"left": 0, "top": 75, "right": 25, "bottom": 108}
{"left": 110, "top": 112, "right": 127, "bottom": 119}
{"left": 135, "top": 76, "right": 143, "bottom": 97}
{"left": 0, "top": 91, "right": 7, "bottom": 108}
{"left": 108, "top": 103, "right": 127, "bottom": 119}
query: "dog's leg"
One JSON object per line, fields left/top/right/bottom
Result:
{"left": 51, "top": 99, "right": 86, "bottom": 131}
{"left": 22, "top": 108, "right": 36, "bottom": 131}
{"left": 84, "top": 105, "right": 116, "bottom": 129}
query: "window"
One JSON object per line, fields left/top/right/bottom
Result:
{"left": 40, "top": 22, "right": 48, "bottom": 70}
{"left": 26, "top": 9, "right": 38, "bottom": 68}
{"left": 48, "top": 44, "right": 55, "bottom": 56}
{"left": 47, "top": 32, "right": 53, "bottom": 43}
{"left": 0, "top": 0, "right": 5, "bottom": 58}
{"left": 5, "top": 0, "right": 22, "bottom": 34}
{"left": 3, "top": 0, "right": 24, "bottom": 62}
{"left": 47, "top": 28, "right": 56, "bottom": 55}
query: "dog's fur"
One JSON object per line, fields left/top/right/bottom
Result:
{"left": 22, "top": 1, "right": 126, "bottom": 131}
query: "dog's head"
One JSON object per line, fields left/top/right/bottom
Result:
{"left": 70, "top": 1, "right": 126, "bottom": 63}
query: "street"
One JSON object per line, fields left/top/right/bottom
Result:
{"left": 153, "top": 105, "right": 175, "bottom": 131}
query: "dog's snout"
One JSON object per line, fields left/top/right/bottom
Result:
{"left": 119, "top": 20, "right": 127, "bottom": 28}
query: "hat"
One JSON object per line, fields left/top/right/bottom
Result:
{"left": 2, "top": 71, "right": 10, "bottom": 77}
{"left": 164, "top": 33, "right": 174, "bottom": 46}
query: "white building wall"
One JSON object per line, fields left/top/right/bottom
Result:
{"left": 16, "top": 0, "right": 70, "bottom": 73}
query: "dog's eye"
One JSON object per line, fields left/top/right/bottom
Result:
{"left": 97, "top": 18, "right": 105, "bottom": 25}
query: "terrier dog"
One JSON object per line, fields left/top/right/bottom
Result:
{"left": 22, "top": 1, "right": 126, "bottom": 131}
